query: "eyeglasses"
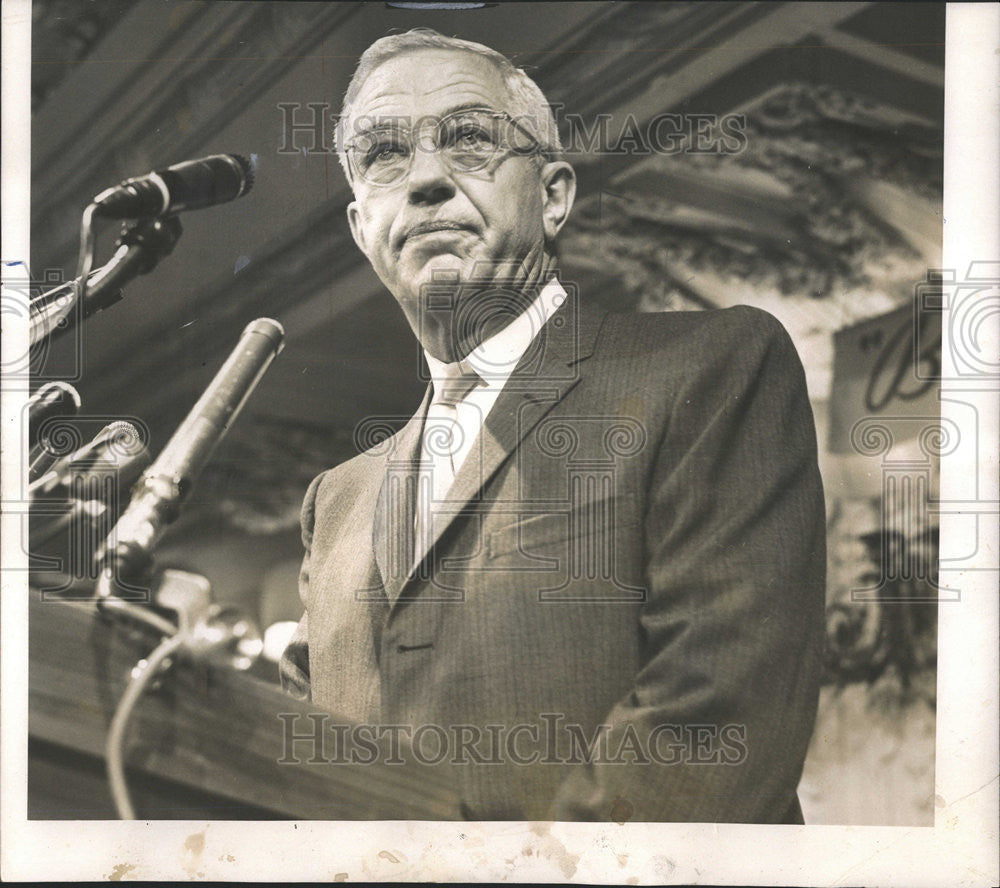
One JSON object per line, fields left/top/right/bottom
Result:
{"left": 343, "top": 107, "right": 545, "bottom": 187}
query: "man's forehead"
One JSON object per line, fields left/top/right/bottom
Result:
{"left": 351, "top": 48, "right": 508, "bottom": 119}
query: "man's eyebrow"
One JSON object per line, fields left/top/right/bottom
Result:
{"left": 352, "top": 102, "right": 500, "bottom": 134}
{"left": 353, "top": 118, "right": 406, "bottom": 135}
{"left": 438, "top": 101, "right": 498, "bottom": 116}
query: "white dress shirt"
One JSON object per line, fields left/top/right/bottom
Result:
{"left": 422, "top": 276, "right": 568, "bottom": 477}
{"left": 414, "top": 276, "right": 567, "bottom": 564}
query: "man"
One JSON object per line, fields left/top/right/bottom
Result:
{"left": 280, "top": 29, "right": 826, "bottom": 823}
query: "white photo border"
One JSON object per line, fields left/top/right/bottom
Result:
{"left": 1, "top": 2, "right": 997, "bottom": 884}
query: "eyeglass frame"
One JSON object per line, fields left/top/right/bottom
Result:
{"left": 340, "top": 106, "right": 553, "bottom": 187}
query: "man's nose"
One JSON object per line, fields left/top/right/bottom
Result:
{"left": 406, "top": 144, "right": 455, "bottom": 205}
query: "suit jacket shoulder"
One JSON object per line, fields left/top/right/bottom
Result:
{"left": 597, "top": 303, "right": 796, "bottom": 368}
{"left": 587, "top": 305, "right": 810, "bottom": 443}
{"left": 301, "top": 420, "right": 418, "bottom": 541}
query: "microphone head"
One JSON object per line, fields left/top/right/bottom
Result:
{"left": 92, "top": 153, "right": 255, "bottom": 218}
{"left": 29, "top": 382, "right": 81, "bottom": 441}
{"left": 80, "top": 422, "right": 152, "bottom": 488}
{"left": 230, "top": 153, "right": 255, "bottom": 196}
{"left": 29, "top": 421, "right": 151, "bottom": 498}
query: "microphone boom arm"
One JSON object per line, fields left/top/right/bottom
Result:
{"left": 30, "top": 216, "right": 183, "bottom": 347}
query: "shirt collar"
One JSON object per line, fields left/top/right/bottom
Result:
{"left": 423, "top": 277, "right": 568, "bottom": 394}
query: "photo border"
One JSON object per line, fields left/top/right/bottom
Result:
{"left": 2, "top": 2, "right": 997, "bottom": 884}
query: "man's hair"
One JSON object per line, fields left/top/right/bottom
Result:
{"left": 335, "top": 28, "right": 563, "bottom": 186}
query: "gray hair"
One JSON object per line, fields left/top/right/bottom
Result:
{"left": 335, "top": 28, "right": 563, "bottom": 186}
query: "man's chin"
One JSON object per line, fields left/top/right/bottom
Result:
{"left": 400, "top": 255, "right": 479, "bottom": 308}
{"left": 413, "top": 253, "right": 470, "bottom": 283}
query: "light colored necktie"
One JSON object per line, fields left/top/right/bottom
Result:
{"left": 413, "top": 361, "right": 482, "bottom": 569}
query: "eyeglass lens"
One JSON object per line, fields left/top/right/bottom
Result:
{"left": 349, "top": 111, "right": 533, "bottom": 184}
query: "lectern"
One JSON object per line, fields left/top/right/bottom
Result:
{"left": 28, "top": 588, "right": 462, "bottom": 820}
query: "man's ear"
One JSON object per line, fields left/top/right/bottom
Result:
{"left": 346, "top": 200, "right": 369, "bottom": 257}
{"left": 540, "top": 161, "right": 577, "bottom": 242}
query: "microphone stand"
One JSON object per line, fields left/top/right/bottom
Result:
{"left": 28, "top": 175, "right": 266, "bottom": 817}
{"left": 90, "top": 318, "right": 283, "bottom": 819}
{"left": 29, "top": 215, "right": 182, "bottom": 347}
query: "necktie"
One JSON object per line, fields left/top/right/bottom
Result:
{"left": 413, "top": 361, "right": 482, "bottom": 569}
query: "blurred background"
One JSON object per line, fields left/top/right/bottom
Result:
{"left": 29, "top": 0, "right": 944, "bottom": 825}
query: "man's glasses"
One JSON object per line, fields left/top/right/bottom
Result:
{"left": 343, "top": 107, "right": 545, "bottom": 187}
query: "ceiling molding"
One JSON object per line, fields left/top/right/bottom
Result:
{"left": 568, "top": 3, "right": 871, "bottom": 144}
{"left": 32, "top": 2, "right": 361, "bottom": 268}
{"left": 541, "top": 2, "right": 770, "bottom": 121}
{"left": 34, "top": 2, "right": 251, "bottom": 201}
{"left": 820, "top": 26, "right": 944, "bottom": 89}
{"left": 31, "top": 0, "right": 143, "bottom": 111}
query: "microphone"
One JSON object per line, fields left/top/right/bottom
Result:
{"left": 28, "top": 383, "right": 82, "bottom": 482}
{"left": 97, "top": 318, "right": 284, "bottom": 581}
{"left": 92, "top": 154, "right": 255, "bottom": 218}
{"left": 29, "top": 382, "right": 82, "bottom": 440}
{"left": 29, "top": 422, "right": 150, "bottom": 563}
{"left": 30, "top": 421, "right": 149, "bottom": 497}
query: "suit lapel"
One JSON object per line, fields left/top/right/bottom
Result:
{"left": 397, "top": 294, "right": 606, "bottom": 603}
{"left": 373, "top": 384, "right": 432, "bottom": 603}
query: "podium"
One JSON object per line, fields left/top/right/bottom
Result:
{"left": 28, "top": 588, "right": 462, "bottom": 820}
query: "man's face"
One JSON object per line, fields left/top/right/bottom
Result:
{"left": 345, "top": 49, "right": 573, "bottom": 360}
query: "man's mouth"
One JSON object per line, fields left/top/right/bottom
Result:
{"left": 402, "top": 221, "right": 474, "bottom": 245}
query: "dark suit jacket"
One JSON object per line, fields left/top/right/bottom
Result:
{"left": 280, "top": 295, "right": 826, "bottom": 822}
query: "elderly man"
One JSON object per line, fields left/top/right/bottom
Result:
{"left": 281, "top": 28, "right": 826, "bottom": 823}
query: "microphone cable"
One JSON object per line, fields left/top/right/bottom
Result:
{"left": 75, "top": 201, "right": 98, "bottom": 313}
{"left": 105, "top": 630, "right": 187, "bottom": 820}
{"left": 28, "top": 202, "right": 98, "bottom": 343}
